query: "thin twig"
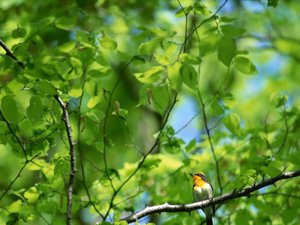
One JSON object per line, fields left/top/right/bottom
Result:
{"left": 0, "top": 39, "right": 25, "bottom": 68}
{"left": 76, "top": 66, "right": 105, "bottom": 218}
{"left": 121, "top": 169, "right": 300, "bottom": 223}
{"left": 186, "top": 0, "right": 229, "bottom": 42}
{"left": 197, "top": 90, "right": 222, "bottom": 194}
{"left": 102, "top": 59, "right": 134, "bottom": 195}
{"left": 103, "top": 93, "right": 178, "bottom": 220}
{"left": 277, "top": 103, "right": 289, "bottom": 154}
{"left": 177, "top": 0, "right": 189, "bottom": 53}
{"left": 175, "top": 110, "right": 201, "bottom": 135}
{"left": 0, "top": 110, "right": 28, "bottom": 161}
{"left": 0, "top": 153, "right": 40, "bottom": 202}
{"left": 54, "top": 95, "right": 76, "bottom": 225}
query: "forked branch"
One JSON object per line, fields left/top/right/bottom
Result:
{"left": 54, "top": 95, "right": 76, "bottom": 225}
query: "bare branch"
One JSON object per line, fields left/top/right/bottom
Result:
{"left": 54, "top": 95, "right": 76, "bottom": 225}
{"left": 0, "top": 39, "right": 25, "bottom": 68}
{"left": 121, "top": 169, "right": 300, "bottom": 223}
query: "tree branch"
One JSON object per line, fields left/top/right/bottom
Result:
{"left": 54, "top": 95, "right": 76, "bottom": 225}
{"left": 121, "top": 169, "right": 300, "bottom": 223}
{"left": 0, "top": 39, "right": 25, "bottom": 68}
{"left": 0, "top": 110, "right": 28, "bottom": 161}
{"left": 186, "top": 0, "right": 228, "bottom": 42}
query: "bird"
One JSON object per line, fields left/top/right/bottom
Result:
{"left": 191, "top": 172, "right": 214, "bottom": 225}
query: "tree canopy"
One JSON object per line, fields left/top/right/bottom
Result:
{"left": 0, "top": 0, "right": 299, "bottom": 225}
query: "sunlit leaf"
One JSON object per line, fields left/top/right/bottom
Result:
{"left": 100, "top": 36, "right": 118, "bottom": 50}
{"left": 138, "top": 38, "right": 163, "bottom": 55}
{"left": 234, "top": 56, "right": 257, "bottom": 75}
{"left": 134, "top": 66, "right": 164, "bottom": 84}
{"left": 24, "top": 187, "right": 39, "bottom": 203}
{"left": 57, "top": 41, "right": 76, "bottom": 53}
{"left": 55, "top": 15, "right": 77, "bottom": 30}
{"left": 7, "top": 200, "right": 22, "bottom": 213}
{"left": 223, "top": 113, "right": 240, "bottom": 135}
{"left": 167, "top": 62, "right": 182, "bottom": 91}
{"left": 87, "top": 61, "right": 110, "bottom": 77}
{"left": 87, "top": 95, "right": 102, "bottom": 108}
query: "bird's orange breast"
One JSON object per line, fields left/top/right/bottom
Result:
{"left": 193, "top": 175, "right": 206, "bottom": 188}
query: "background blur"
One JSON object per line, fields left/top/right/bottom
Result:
{"left": 0, "top": 0, "right": 299, "bottom": 224}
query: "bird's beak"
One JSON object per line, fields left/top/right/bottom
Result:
{"left": 190, "top": 173, "right": 195, "bottom": 177}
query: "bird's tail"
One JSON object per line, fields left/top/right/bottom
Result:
{"left": 204, "top": 206, "right": 213, "bottom": 225}
{"left": 206, "top": 216, "right": 213, "bottom": 225}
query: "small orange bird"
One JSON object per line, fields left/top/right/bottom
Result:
{"left": 191, "top": 172, "right": 214, "bottom": 225}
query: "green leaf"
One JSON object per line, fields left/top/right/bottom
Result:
{"left": 100, "top": 36, "right": 118, "bottom": 50}
{"left": 1, "top": 95, "right": 22, "bottom": 124}
{"left": 268, "top": 0, "right": 278, "bottom": 7}
{"left": 199, "top": 35, "right": 219, "bottom": 57}
{"left": 7, "top": 200, "right": 22, "bottom": 213}
{"left": 12, "top": 27, "right": 27, "bottom": 38}
{"left": 220, "top": 16, "right": 237, "bottom": 23}
{"left": 152, "top": 86, "right": 170, "bottom": 115}
{"left": 234, "top": 56, "right": 257, "bottom": 75}
{"left": 35, "top": 80, "right": 57, "bottom": 95}
{"left": 143, "top": 157, "right": 161, "bottom": 170}
{"left": 288, "top": 151, "right": 300, "bottom": 166}
{"left": 24, "top": 187, "right": 39, "bottom": 203}
{"left": 134, "top": 66, "right": 164, "bottom": 84}
{"left": 223, "top": 113, "right": 240, "bottom": 135}
{"left": 54, "top": 158, "right": 69, "bottom": 176}
{"left": 109, "top": 168, "right": 120, "bottom": 180}
{"left": 37, "top": 199, "right": 58, "bottom": 214}
{"left": 221, "top": 25, "right": 246, "bottom": 38}
{"left": 186, "top": 139, "right": 197, "bottom": 152}
{"left": 175, "top": 6, "right": 192, "bottom": 17}
{"left": 218, "top": 38, "right": 236, "bottom": 67}
{"left": 87, "top": 61, "right": 110, "bottom": 77}
{"left": 179, "top": 53, "right": 201, "bottom": 65}
{"left": 87, "top": 96, "right": 102, "bottom": 108}
{"left": 180, "top": 63, "right": 198, "bottom": 90}
{"left": 57, "top": 41, "right": 76, "bottom": 53}
{"left": 167, "top": 62, "right": 182, "bottom": 91}
{"left": 0, "top": 121, "right": 8, "bottom": 134}
{"left": 269, "top": 93, "right": 288, "bottom": 108}
{"left": 138, "top": 38, "right": 162, "bottom": 55}
{"left": 26, "top": 96, "right": 43, "bottom": 122}
{"left": 55, "top": 15, "right": 77, "bottom": 30}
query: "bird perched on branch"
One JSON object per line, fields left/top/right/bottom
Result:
{"left": 191, "top": 172, "right": 214, "bottom": 225}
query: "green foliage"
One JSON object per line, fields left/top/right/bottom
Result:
{"left": 0, "top": 0, "right": 299, "bottom": 225}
